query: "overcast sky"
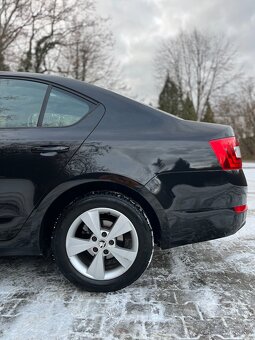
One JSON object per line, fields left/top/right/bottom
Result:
{"left": 96, "top": 0, "right": 255, "bottom": 103}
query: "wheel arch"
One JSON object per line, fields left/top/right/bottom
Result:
{"left": 39, "top": 177, "right": 162, "bottom": 256}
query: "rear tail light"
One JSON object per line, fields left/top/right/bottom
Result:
{"left": 233, "top": 204, "right": 248, "bottom": 213}
{"left": 209, "top": 137, "right": 242, "bottom": 170}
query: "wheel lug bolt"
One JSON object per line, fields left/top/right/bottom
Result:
{"left": 101, "top": 231, "right": 107, "bottom": 237}
{"left": 93, "top": 247, "right": 98, "bottom": 253}
{"left": 109, "top": 240, "right": 114, "bottom": 245}
{"left": 92, "top": 236, "right": 97, "bottom": 242}
{"left": 103, "top": 249, "right": 109, "bottom": 255}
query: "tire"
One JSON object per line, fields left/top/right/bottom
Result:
{"left": 52, "top": 191, "right": 154, "bottom": 292}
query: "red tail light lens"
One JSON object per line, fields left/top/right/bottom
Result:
{"left": 209, "top": 137, "right": 242, "bottom": 170}
{"left": 233, "top": 204, "right": 248, "bottom": 213}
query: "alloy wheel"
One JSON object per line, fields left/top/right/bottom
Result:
{"left": 66, "top": 207, "right": 139, "bottom": 280}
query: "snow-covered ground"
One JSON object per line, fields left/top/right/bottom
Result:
{"left": 0, "top": 164, "right": 254, "bottom": 339}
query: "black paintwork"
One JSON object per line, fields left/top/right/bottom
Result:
{"left": 0, "top": 72, "right": 247, "bottom": 255}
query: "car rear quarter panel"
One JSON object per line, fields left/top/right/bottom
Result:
{"left": 71, "top": 103, "right": 247, "bottom": 249}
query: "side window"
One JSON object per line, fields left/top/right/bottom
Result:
{"left": 0, "top": 79, "right": 47, "bottom": 128}
{"left": 42, "top": 88, "right": 93, "bottom": 127}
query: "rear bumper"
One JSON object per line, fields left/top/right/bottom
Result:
{"left": 160, "top": 208, "right": 247, "bottom": 249}
{"left": 145, "top": 169, "right": 247, "bottom": 249}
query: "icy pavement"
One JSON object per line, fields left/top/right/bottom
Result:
{"left": 0, "top": 164, "right": 254, "bottom": 339}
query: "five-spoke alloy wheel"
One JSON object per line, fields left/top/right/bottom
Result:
{"left": 52, "top": 192, "right": 153, "bottom": 292}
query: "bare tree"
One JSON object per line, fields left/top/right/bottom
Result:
{"left": 214, "top": 78, "right": 255, "bottom": 159}
{"left": 217, "top": 78, "right": 255, "bottom": 137}
{"left": 56, "top": 3, "right": 128, "bottom": 92}
{"left": 0, "top": 0, "right": 32, "bottom": 70}
{"left": 156, "top": 29, "right": 240, "bottom": 121}
{"left": 18, "top": 0, "right": 75, "bottom": 73}
{"left": 57, "top": 9, "right": 113, "bottom": 82}
{"left": 241, "top": 79, "right": 255, "bottom": 137}
{"left": 17, "top": 0, "right": 128, "bottom": 93}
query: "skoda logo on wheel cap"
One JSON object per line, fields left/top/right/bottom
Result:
{"left": 99, "top": 240, "right": 106, "bottom": 249}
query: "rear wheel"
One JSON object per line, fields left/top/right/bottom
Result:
{"left": 52, "top": 192, "right": 153, "bottom": 292}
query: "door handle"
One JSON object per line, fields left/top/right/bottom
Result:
{"left": 31, "top": 145, "right": 70, "bottom": 153}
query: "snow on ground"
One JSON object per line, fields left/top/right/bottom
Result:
{"left": 0, "top": 164, "right": 254, "bottom": 339}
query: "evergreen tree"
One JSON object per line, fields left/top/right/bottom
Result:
{"left": 158, "top": 74, "right": 180, "bottom": 116}
{"left": 181, "top": 95, "right": 197, "bottom": 121}
{"left": 158, "top": 76, "right": 198, "bottom": 121}
{"left": 202, "top": 100, "right": 215, "bottom": 123}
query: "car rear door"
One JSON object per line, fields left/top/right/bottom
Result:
{"left": 0, "top": 77, "right": 104, "bottom": 240}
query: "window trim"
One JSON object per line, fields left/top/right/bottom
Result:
{"left": 0, "top": 76, "right": 99, "bottom": 130}
{"left": 37, "top": 85, "right": 52, "bottom": 127}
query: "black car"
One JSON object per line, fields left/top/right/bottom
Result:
{"left": 0, "top": 72, "right": 247, "bottom": 292}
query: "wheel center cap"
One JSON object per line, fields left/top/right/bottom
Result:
{"left": 99, "top": 240, "right": 106, "bottom": 249}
